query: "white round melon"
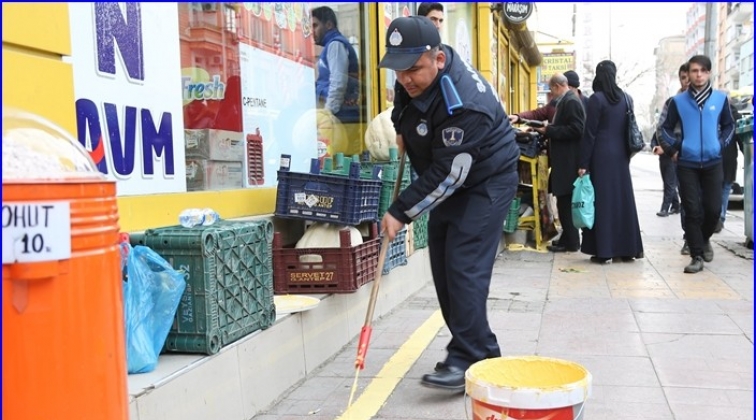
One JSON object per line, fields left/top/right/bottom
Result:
{"left": 296, "top": 223, "right": 363, "bottom": 263}
{"left": 364, "top": 107, "right": 397, "bottom": 161}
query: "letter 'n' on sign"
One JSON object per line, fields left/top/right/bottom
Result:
{"left": 94, "top": 2, "right": 144, "bottom": 82}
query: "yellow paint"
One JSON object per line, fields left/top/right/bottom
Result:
{"left": 366, "top": 4, "right": 381, "bottom": 115}
{"left": 468, "top": 356, "right": 588, "bottom": 390}
{"left": 2, "top": 49, "right": 77, "bottom": 135}
{"left": 336, "top": 310, "right": 444, "bottom": 420}
{"left": 476, "top": 5, "right": 494, "bottom": 84}
{"left": 116, "top": 188, "right": 276, "bottom": 232}
{"left": 2, "top": 3, "right": 71, "bottom": 56}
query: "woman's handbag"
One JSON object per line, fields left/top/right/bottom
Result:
{"left": 624, "top": 93, "right": 644, "bottom": 158}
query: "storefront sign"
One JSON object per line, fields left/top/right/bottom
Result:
{"left": 503, "top": 2, "right": 533, "bottom": 24}
{"left": 69, "top": 3, "right": 186, "bottom": 196}
{"left": 539, "top": 53, "right": 575, "bottom": 89}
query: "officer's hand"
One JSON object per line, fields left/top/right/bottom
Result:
{"left": 508, "top": 115, "right": 519, "bottom": 124}
{"left": 652, "top": 146, "right": 663, "bottom": 156}
{"left": 578, "top": 168, "right": 587, "bottom": 177}
{"left": 381, "top": 212, "right": 405, "bottom": 241}
{"left": 672, "top": 152, "right": 678, "bottom": 162}
{"left": 395, "top": 134, "right": 405, "bottom": 155}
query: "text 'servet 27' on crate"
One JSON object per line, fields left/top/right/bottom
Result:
{"left": 273, "top": 223, "right": 380, "bottom": 294}
{"left": 275, "top": 155, "right": 382, "bottom": 225}
{"left": 131, "top": 220, "right": 275, "bottom": 355}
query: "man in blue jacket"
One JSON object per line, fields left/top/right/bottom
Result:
{"left": 379, "top": 16, "right": 520, "bottom": 391}
{"left": 659, "top": 55, "right": 735, "bottom": 273}
{"left": 311, "top": 6, "right": 360, "bottom": 123}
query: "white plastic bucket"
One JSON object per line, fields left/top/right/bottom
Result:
{"left": 465, "top": 356, "right": 592, "bottom": 420}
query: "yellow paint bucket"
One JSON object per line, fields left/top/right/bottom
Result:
{"left": 465, "top": 356, "right": 592, "bottom": 420}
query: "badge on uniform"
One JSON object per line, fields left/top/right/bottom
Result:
{"left": 416, "top": 122, "right": 428, "bottom": 136}
{"left": 442, "top": 127, "right": 464, "bottom": 147}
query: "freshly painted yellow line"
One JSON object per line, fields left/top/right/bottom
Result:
{"left": 337, "top": 310, "right": 445, "bottom": 420}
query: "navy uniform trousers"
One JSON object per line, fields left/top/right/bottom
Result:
{"left": 426, "top": 169, "right": 518, "bottom": 370}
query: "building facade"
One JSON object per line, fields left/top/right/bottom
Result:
{"left": 651, "top": 35, "right": 687, "bottom": 118}
{"left": 4, "top": 2, "right": 540, "bottom": 232}
{"left": 685, "top": 2, "right": 707, "bottom": 57}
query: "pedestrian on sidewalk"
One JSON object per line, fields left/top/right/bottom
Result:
{"left": 533, "top": 73, "right": 586, "bottom": 253}
{"left": 717, "top": 102, "right": 743, "bottom": 233}
{"left": 658, "top": 55, "right": 735, "bottom": 273}
{"left": 379, "top": 16, "right": 520, "bottom": 392}
{"left": 578, "top": 60, "right": 644, "bottom": 264}
{"left": 652, "top": 63, "right": 689, "bottom": 218}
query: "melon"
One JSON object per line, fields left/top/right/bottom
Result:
{"left": 364, "top": 107, "right": 397, "bottom": 161}
{"left": 296, "top": 223, "right": 363, "bottom": 264}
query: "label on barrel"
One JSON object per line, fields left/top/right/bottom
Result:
{"left": 2, "top": 201, "right": 72, "bottom": 264}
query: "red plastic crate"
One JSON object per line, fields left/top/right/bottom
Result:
{"left": 247, "top": 129, "right": 265, "bottom": 186}
{"left": 273, "top": 224, "right": 380, "bottom": 293}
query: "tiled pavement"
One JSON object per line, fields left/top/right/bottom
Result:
{"left": 252, "top": 154, "right": 754, "bottom": 420}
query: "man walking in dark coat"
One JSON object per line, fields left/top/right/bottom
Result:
{"left": 534, "top": 73, "right": 586, "bottom": 252}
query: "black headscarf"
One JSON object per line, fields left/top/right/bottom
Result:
{"left": 592, "top": 60, "right": 623, "bottom": 104}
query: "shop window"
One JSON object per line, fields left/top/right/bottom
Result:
{"left": 310, "top": 2, "right": 369, "bottom": 158}
{"left": 380, "top": 2, "right": 416, "bottom": 109}
{"left": 179, "top": 3, "right": 372, "bottom": 191}
{"left": 224, "top": 4, "right": 237, "bottom": 34}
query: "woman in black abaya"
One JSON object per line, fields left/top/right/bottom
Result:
{"left": 577, "top": 60, "right": 644, "bottom": 263}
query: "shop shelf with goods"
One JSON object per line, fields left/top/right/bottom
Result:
{"left": 130, "top": 219, "right": 275, "bottom": 355}
{"left": 512, "top": 153, "right": 554, "bottom": 250}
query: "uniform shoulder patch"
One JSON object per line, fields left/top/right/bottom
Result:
{"left": 441, "top": 127, "right": 464, "bottom": 147}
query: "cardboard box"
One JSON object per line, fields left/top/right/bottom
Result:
{"left": 185, "top": 129, "right": 244, "bottom": 161}
{"left": 186, "top": 159, "right": 243, "bottom": 191}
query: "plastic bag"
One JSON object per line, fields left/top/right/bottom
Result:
{"left": 122, "top": 243, "right": 186, "bottom": 374}
{"left": 572, "top": 174, "right": 595, "bottom": 230}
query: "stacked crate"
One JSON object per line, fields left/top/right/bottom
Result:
{"left": 130, "top": 219, "right": 275, "bottom": 355}
{"left": 273, "top": 154, "right": 384, "bottom": 293}
{"left": 184, "top": 129, "right": 245, "bottom": 191}
{"left": 319, "top": 150, "right": 412, "bottom": 274}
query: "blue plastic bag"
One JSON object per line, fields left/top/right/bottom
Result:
{"left": 572, "top": 174, "right": 595, "bottom": 230}
{"left": 122, "top": 244, "right": 186, "bottom": 374}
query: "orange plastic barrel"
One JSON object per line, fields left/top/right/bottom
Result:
{"left": 2, "top": 108, "right": 128, "bottom": 420}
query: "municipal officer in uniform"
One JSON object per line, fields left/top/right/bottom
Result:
{"left": 379, "top": 16, "right": 520, "bottom": 391}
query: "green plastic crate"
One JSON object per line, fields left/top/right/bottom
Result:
{"left": 377, "top": 162, "right": 412, "bottom": 218}
{"left": 131, "top": 219, "right": 275, "bottom": 355}
{"left": 413, "top": 213, "right": 429, "bottom": 250}
{"left": 503, "top": 197, "right": 522, "bottom": 233}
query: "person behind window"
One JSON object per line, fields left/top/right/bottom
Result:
{"left": 417, "top": 2, "right": 444, "bottom": 31}
{"left": 311, "top": 6, "right": 359, "bottom": 123}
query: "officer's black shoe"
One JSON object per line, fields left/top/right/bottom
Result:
{"left": 656, "top": 210, "right": 669, "bottom": 217}
{"left": 434, "top": 361, "right": 448, "bottom": 372}
{"left": 421, "top": 366, "right": 465, "bottom": 392}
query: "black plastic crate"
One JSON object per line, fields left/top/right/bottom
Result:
{"left": 275, "top": 155, "right": 381, "bottom": 225}
{"left": 131, "top": 220, "right": 274, "bottom": 354}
